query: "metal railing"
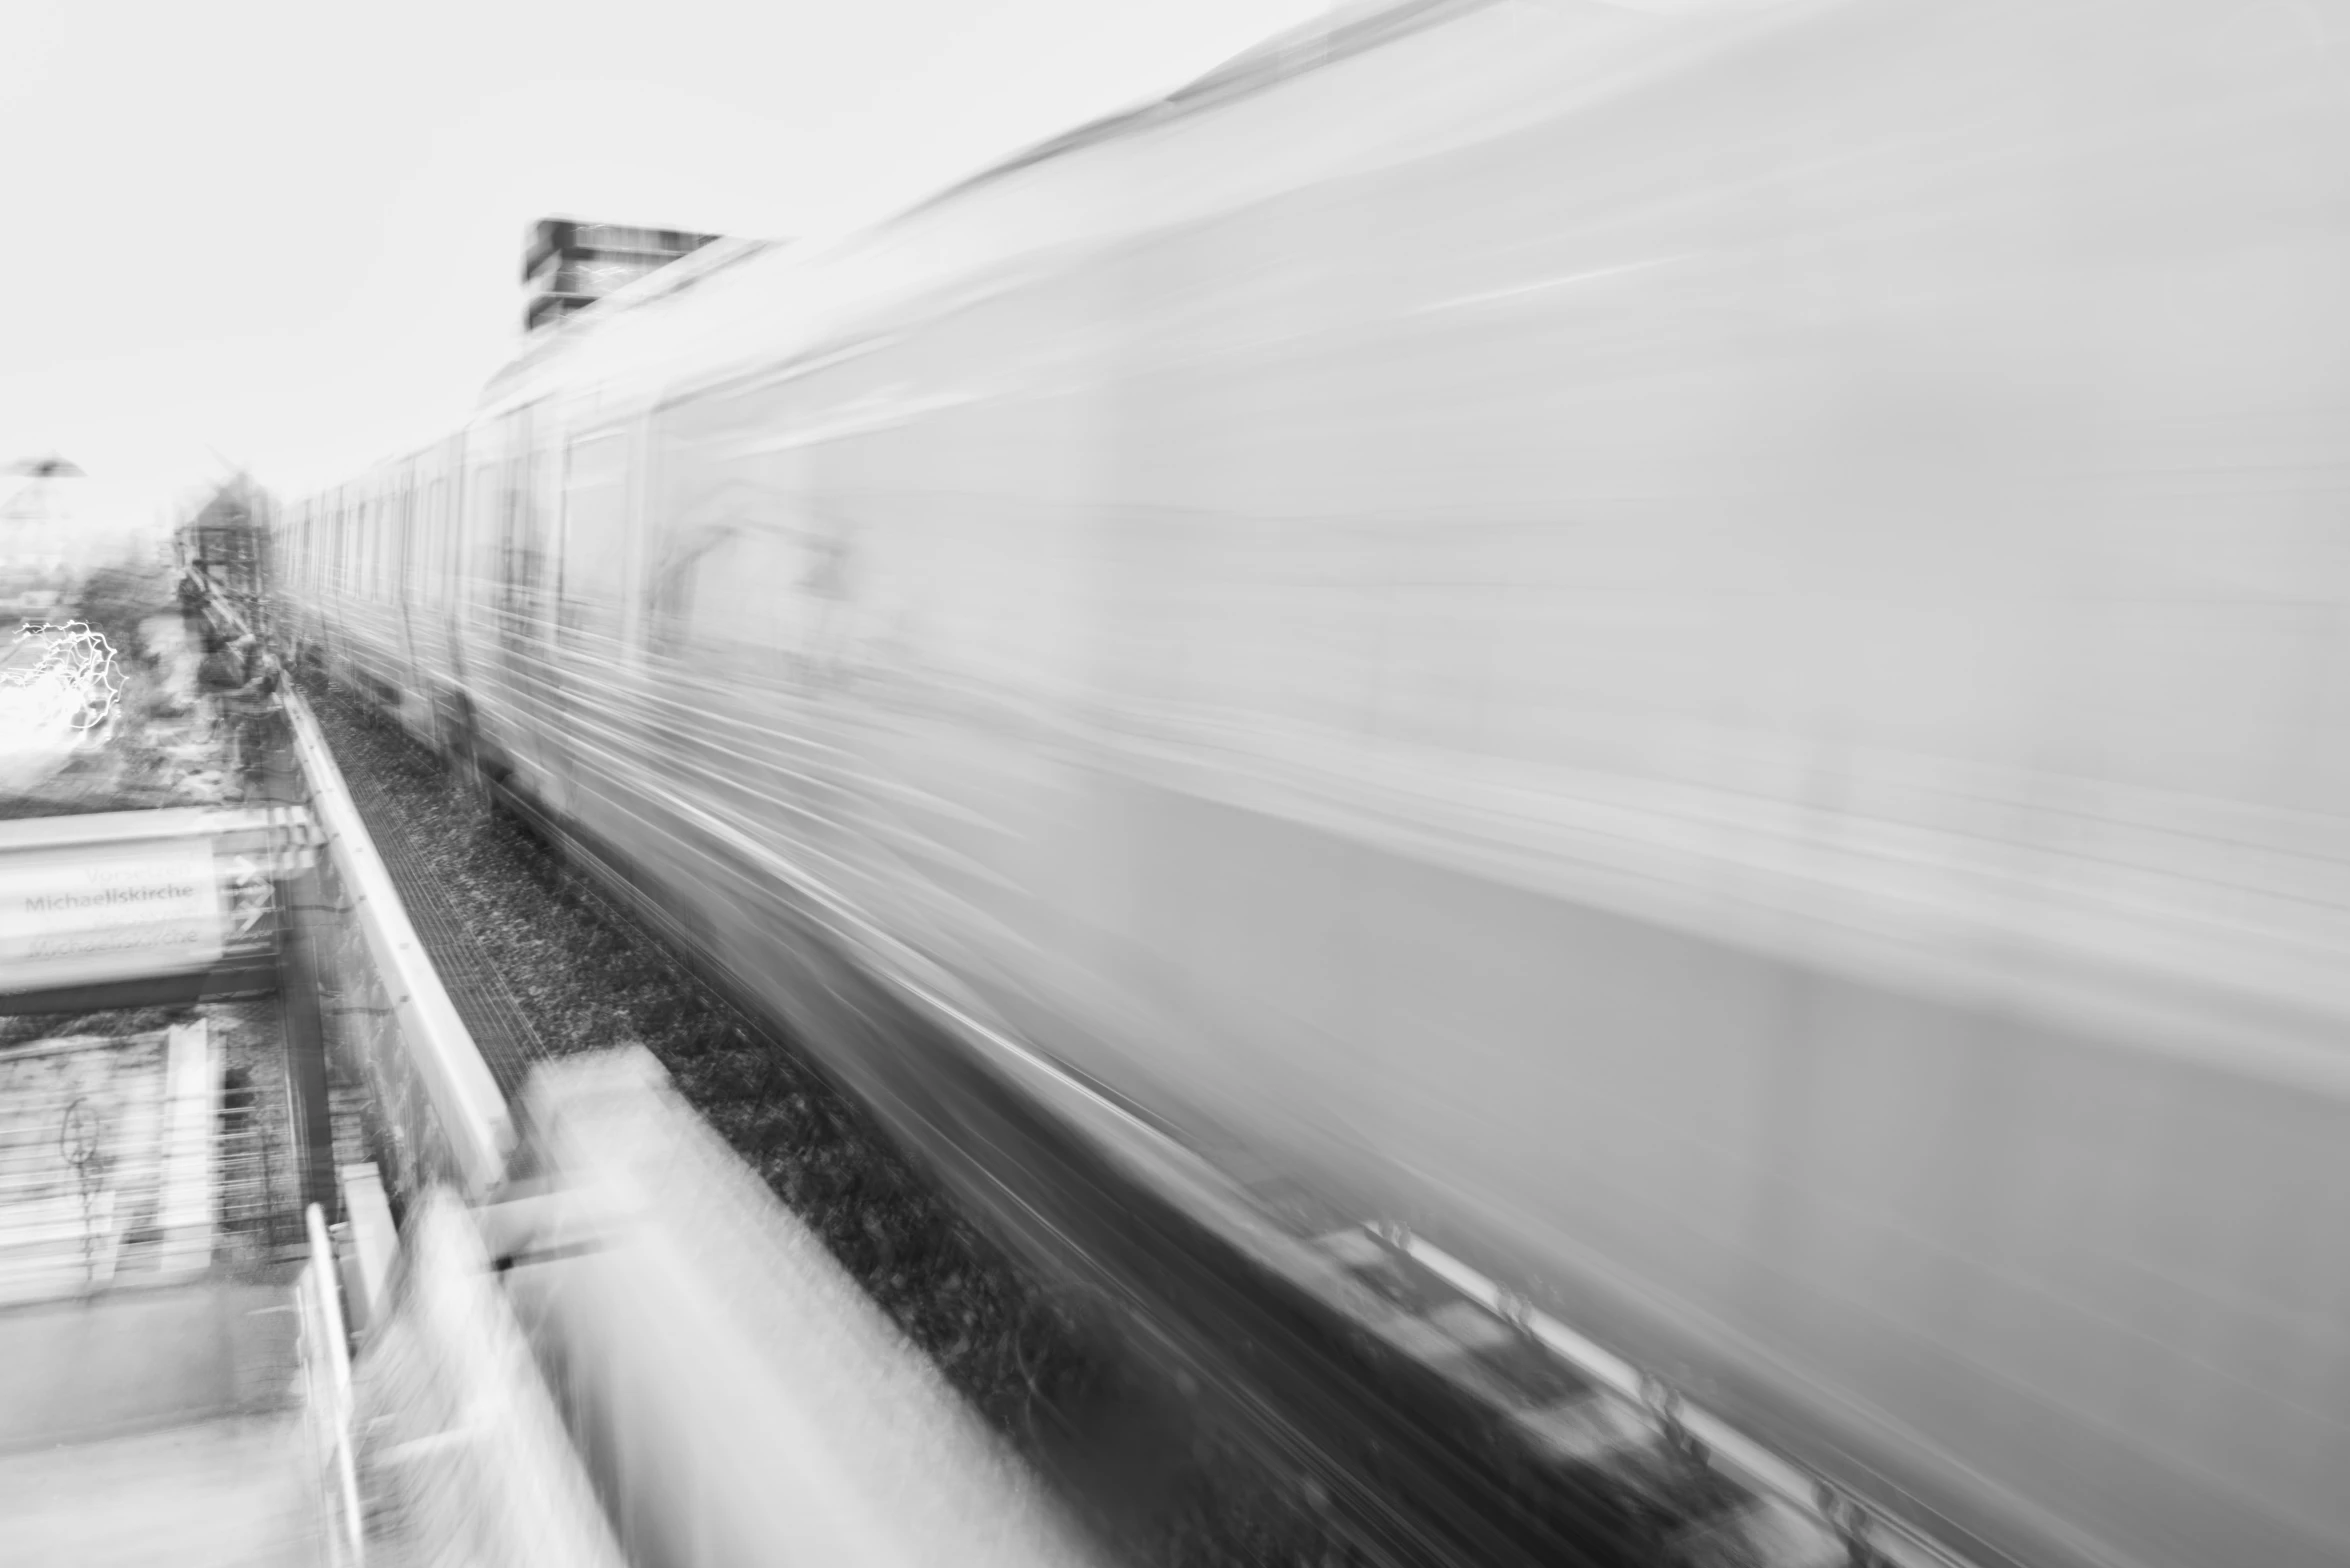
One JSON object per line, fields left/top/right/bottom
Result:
{"left": 299, "top": 1201, "right": 366, "bottom": 1567}
{"left": 350, "top": 1192, "right": 629, "bottom": 1568}
{"left": 283, "top": 690, "right": 512, "bottom": 1202}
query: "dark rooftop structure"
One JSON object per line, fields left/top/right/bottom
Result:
{"left": 522, "top": 218, "right": 726, "bottom": 335}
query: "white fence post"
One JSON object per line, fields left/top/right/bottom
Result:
{"left": 303, "top": 1201, "right": 366, "bottom": 1566}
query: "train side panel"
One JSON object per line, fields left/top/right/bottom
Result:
{"left": 395, "top": 435, "right": 464, "bottom": 755}
{"left": 563, "top": 7, "right": 2350, "bottom": 1567}
{"left": 343, "top": 464, "right": 407, "bottom": 710}
{"left": 276, "top": 5, "right": 2350, "bottom": 1567}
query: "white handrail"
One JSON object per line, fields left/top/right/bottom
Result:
{"left": 284, "top": 690, "right": 513, "bottom": 1198}
{"left": 306, "top": 1202, "right": 366, "bottom": 1566}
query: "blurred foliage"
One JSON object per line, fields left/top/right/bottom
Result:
{"left": 69, "top": 559, "right": 178, "bottom": 665}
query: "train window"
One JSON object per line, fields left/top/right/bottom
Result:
{"left": 393, "top": 482, "right": 414, "bottom": 601}
{"left": 404, "top": 481, "right": 418, "bottom": 596}
{"left": 647, "top": 522, "right": 803, "bottom": 677}
{"left": 357, "top": 494, "right": 371, "bottom": 597}
{"left": 497, "top": 419, "right": 554, "bottom": 620}
{"left": 465, "top": 463, "right": 496, "bottom": 598}
{"left": 424, "top": 477, "right": 449, "bottom": 606}
{"left": 395, "top": 483, "right": 411, "bottom": 597}
{"left": 647, "top": 387, "right": 820, "bottom": 675}
{"left": 562, "top": 432, "right": 631, "bottom": 610}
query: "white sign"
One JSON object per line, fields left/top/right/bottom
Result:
{"left": 0, "top": 838, "right": 224, "bottom": 992}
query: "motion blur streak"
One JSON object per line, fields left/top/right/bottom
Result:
{"left": 277, "top": 3, "right": 2350, "bottom": 1566}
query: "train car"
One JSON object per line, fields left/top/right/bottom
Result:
{"left": 273, "top": 3, "right": 2350, "bottom": 1566}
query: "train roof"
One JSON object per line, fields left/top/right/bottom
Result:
{"left": 482, "top": 235, "right": 783, "bottom": 404}
{"left": 342, "top": 0, "right": 1821, "bottom": 491}
{"left": 907, "top": 0, "right": 1498, "bottom": 215}
{"left": 472, "top": 0, "right": 1501, "bottom": 410}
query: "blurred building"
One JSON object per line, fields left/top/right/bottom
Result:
{"left": 523, "top": 219, "right": 727, "bottom": 334}
{"left": 179, "top": 476, "right": 271, "bottom": 630}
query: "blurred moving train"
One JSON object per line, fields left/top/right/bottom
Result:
{"left": 273, "top": 3, "right": 2350, "bottom": 1565}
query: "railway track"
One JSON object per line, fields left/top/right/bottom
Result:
{"left": 306, "top": 675, "right": 1991, "bottom": 1568}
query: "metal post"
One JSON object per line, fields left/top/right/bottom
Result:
{"left": 306, "top": 1202, "right": 365, "bottom": 1565}
{"left": 280, "top": 872, "right": 338, "bottom": 1224}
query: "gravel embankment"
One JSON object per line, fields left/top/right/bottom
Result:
{"left": 306, "top": 686, "right": 1361, "bottom": 1568}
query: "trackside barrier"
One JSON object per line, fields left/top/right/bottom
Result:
{"left": 299, "top": 1202, "right": 366, "bottom": 1568}
{"left": 278, "top": 690, "right": 619, "bottom": 1565}
{"left": 349, "top": 1192, "right": 628, "bottom": 1568}
{"left": 283, "top": 690, "right": 512, "bottom": 1201}
{"left": 487, "top": 1048, "right": 1106, "bottom": 1568}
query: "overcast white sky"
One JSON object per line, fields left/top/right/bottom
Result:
{"left": 1, "top": 0, "right": 1327, "bottom": 520}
